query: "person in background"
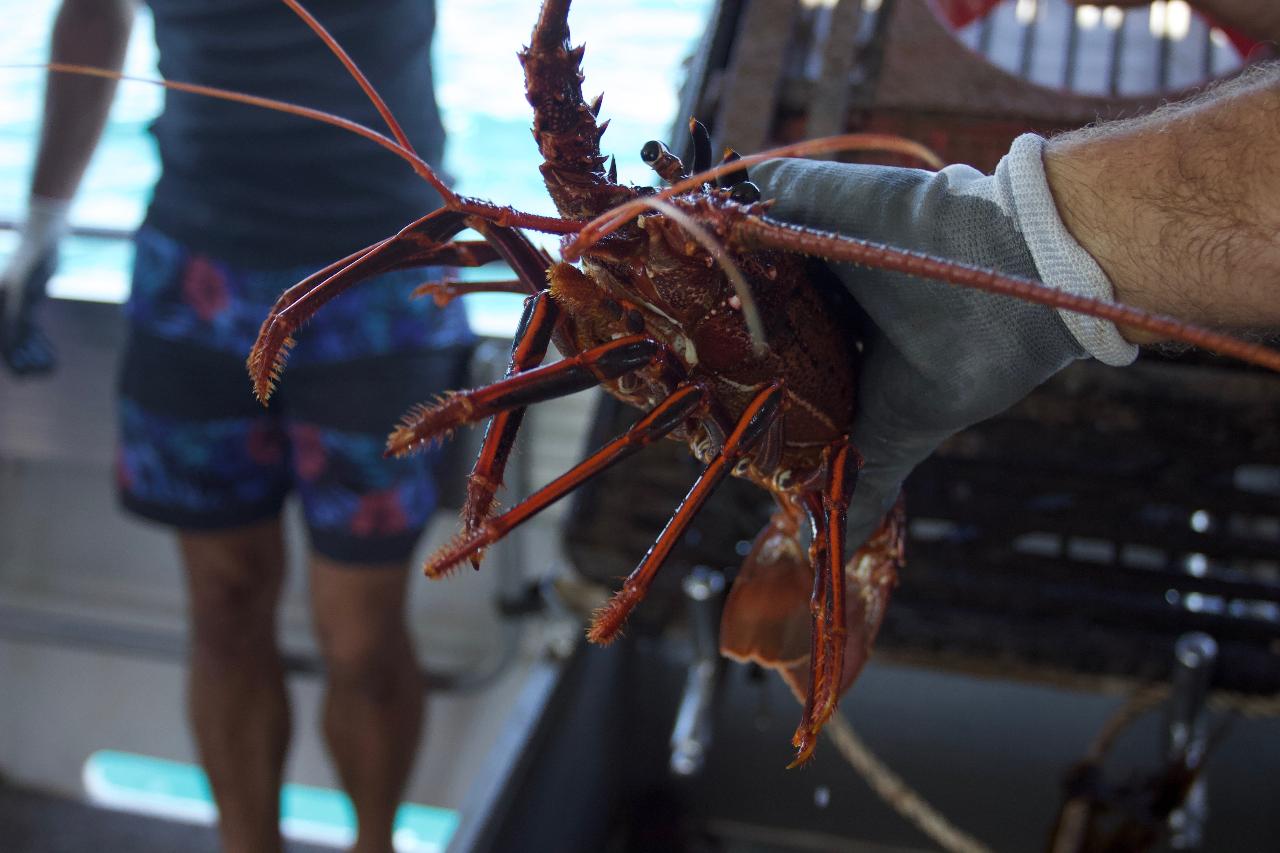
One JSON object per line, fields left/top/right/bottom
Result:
{"left": 1, "top": 2, "right": 472, "bottom": 852}
{"left": 752, "top": 0, "right": 1279, "bottom": 548}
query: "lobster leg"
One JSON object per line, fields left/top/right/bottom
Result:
{"left": 396, "top": 240, "right": 506, "bottom": 272}
{"left": 253, "top": 214, "right": 561, "bottom": 537}
{"left": 259, "top": 207, "right": 473, "bottom": 325}
{"left": 251, "top": 208, "right": 565, "bottom": 401}
{"left": 791, "top": 491, "right": 830, "bottom": 765}
{"left": 791, "top": 440, "right": 859, "bottom": 767}
{"left": 817, "top": 440, "right": 858, "bottom": 723}
{"left": 256, "top": 239, "right": 390, "bottom": 340}
{"left": 250, "top": 209, "right": 560, "bottom": 395}
{"left": 467, "top": 218, "right": 555, "bottom": 289}
{"left": 251, "top": 208, "right": 475, "bottom": 399}
{"left": 413, "top": 279, "right": 531, "bottom": 307}
{"left": 588, "top": 383, "right": 786, "bottom": 644}
{"left": 447, "top": 221, "right": 569, "bottom": 568}
{"left": 732, "top": 216, "right": 1280, "bottom": 374}
{"left": 784, "top": 496, "right": 905, "bottom": 767}
{"left": 459, "top": 290, "right": 560, "bottom": 569}
{"left": 386, "top": 335, "right": 670, "bottom": 456}
{"left": 423, "top": 383, "right": 708, "bottom": 578}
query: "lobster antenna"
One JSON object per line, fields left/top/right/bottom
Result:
{"left": 279, "top": 0, "right": 457, "bottom": 205}
{"left": 40, "top": 63, "right": 450, "bottom": 195}
{"left": 278, "top": 1, "right": 412, "bottom": 156}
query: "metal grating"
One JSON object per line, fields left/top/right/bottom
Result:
{"left": 886, "top": 357, "right": 1280, "bottom": 694}
{"left": 562, "top": 357, "right": 1280, "bottom": 695}
{"left": 954, "top": 0, "right": 1244, "bottom": 97}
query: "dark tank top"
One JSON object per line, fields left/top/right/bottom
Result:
{"left": 142, "top": 0, "right": 445, "bottom": 268}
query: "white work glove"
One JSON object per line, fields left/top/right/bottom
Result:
{"left": 1, "top": 195, "right": 69, "bottom": 376}
{"left": 751, "top": 133, "right": 1137, "bottom": 547}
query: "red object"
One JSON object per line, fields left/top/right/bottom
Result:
{"left": 290, "top": 423, "right": 327, "bottom": 481}
{"left": 1207, "top": 19, "right": 1259, "bottom": 57}
{"left": 246, "top": 421, "right": 285, "bottom": 466}
{"left": 181, "top": 255, "right": 230, "bottom": 322}
{"left": 350, "top": 489, "right": 409, "bottom": 537}
{"left": 928, "top": 0, "right": 1256, "bottom": 57}
{"left": 114, "top": 449, "right": 134, "bottom": 491}
{"left": 931, "top": 0, "right": 1001, "bottom": 28}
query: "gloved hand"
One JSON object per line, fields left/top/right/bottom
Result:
{"left": 751, "top": 134, "right": 1138, "bottom": 547}
{"left": 1, "top": 195, "right": 69, "bottom": 377}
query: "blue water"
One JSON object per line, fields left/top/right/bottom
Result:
{"left": 0, "top": 0, "right": 712, "bottom": 334}
{"left": 85, "top": 750, "right": 459, "bottom": 852}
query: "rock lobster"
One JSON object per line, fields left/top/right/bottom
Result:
{"left": 84, "top": 0, "right": 1274, "bottom": 766}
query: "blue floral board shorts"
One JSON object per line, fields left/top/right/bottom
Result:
{"left": 117, "top": 226, "right": 475, "bottom": 564}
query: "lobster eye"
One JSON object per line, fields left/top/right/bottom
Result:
{"left": 641, "top": 140, "right": 688, "bottom": 184}
{"left": 729, "top": 181, "right": 760, "bottom": 204}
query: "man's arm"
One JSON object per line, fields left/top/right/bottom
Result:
{"left": 1045, "top": 62, "right": 1280, "bottom": 340}
{"left": 31, "top": 0, "right": 137, "bottom": 200}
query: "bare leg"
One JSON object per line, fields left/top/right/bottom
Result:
{"left": 180, "top": 519, "right": 290, "bottom": 853}
{"left": 310, "top": 555, "right": 423, "bottom": 853}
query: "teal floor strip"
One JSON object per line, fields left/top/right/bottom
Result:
{"left": 83, "top": 750, "right": 458, "bottom": 852}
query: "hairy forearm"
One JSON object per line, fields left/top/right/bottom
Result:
{"left": 30, "top": 0, "right": 136, "bottom": 201}
{"left": 1044, "top": 62, "right": 1280, "bottom": 340}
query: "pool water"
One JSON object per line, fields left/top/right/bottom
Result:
{"left": 0, "top": 0, "right": 713, "bottom": 334}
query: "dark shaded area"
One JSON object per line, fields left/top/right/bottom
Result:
{"left": 548, "top": 354, "right": 1280, "bottom": 851}
{"left": 466, "top": 644, "right": 628, "bottom": 853}
{"left": 472, "top": 634, "right": 1280, "bottom": 852}
{"left": 892, "top": 357, "right": 1280, "bottom": 695}
{"left": 0, "top": 779, "right": 328, "bottom": 853}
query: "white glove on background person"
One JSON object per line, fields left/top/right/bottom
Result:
{"left": 1, "top": 195, "right": 70, "bottom": 376}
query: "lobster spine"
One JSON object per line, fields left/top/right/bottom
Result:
{"left": 521, "top": 0, "right": 634, "bottom": 220}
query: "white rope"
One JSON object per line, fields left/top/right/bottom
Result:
{"left": 822, "top": 678, "right": 1280, "bottom": 853}
{"left": 824, "top": 712, "right": 994, "bottom": 853}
